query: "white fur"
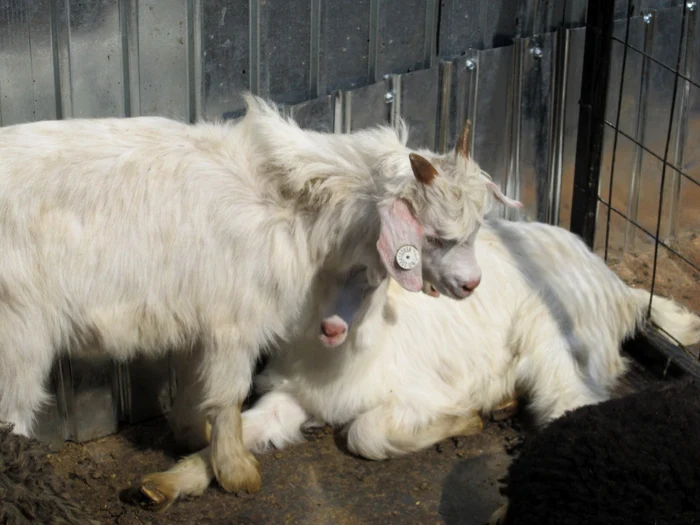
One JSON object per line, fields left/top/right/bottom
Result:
{"left": 156, "top": 217, "right": 700, "bottom": 502}
{"left": 0, "top": 95, "right": 501, "bottom": 490}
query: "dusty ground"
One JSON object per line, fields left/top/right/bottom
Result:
{"left": 47, "top": 417, "right": 523, "bottom": 525}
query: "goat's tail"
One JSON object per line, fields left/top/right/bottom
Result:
{"left": 632, "top": 289, "right": 700, "bottom": 347}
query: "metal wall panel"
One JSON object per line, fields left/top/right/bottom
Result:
{"left": 0, "top": 0, "right": 56, "bottom": 125}
{"left": 135, "top": 0, "right": 190, "bottom": 119}
{"left": 375, "top": 0, "right": 434, "bottom": 77}
{"left": 200, "top": 0, "right": 249, "bottom": 120}
{"left": 516, "top": 34, "right": 557, "bottom": 223}
{"left": 57, "top": 0, "right": 125, "bottom": 118}
{"left": 341, "top": 80, "right": 390, "bottom": 131}
{"left": 319, "top": 0, "right": 371, "bottom": 92}
{"left": 258, "top": 0, "right": 311, "bottom": 104}
{"left": 288, "top": 94, "right": 335, "bottom": 132}
{"left": 559, "top": 26, "right": 586, "bottom": 230}
{"left": 470, "top": 45, "right": 513, "bottom": 201}
{"left": 393, "top": 66, "right": 440, "bottom": 149}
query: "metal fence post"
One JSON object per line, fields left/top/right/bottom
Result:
{"left": 569, "top": 0, "right": 615, "bottom": 247}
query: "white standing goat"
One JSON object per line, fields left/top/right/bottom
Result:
{"left": 0, "top": 96, "right": 515, "bottom": 496}
{"left": 141, "top": 214, "right": 700, "bottom": 510}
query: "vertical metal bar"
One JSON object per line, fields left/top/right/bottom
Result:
{"left": 309, "top": 0, "right": 322, "bottom": 98}
{"left": 570, "top": 0, "right": 616, "bottom": 247}
{"left": 666, "top": 6, "right": 696, "bottom": 245}
{"left": 367, "top": 0, "right": 380, "bottom": 83}
{"left": 388, "top": 74, "right": 401, "bottom": 126}
{"left": 648, "top": 3, "right": 691, "bottom": 317}
{"left": 505, "top": 38, "right": 524, "bottom": 220}
{"left": 52, "top": 0, "right": 73, "bottom": 119}
{"left": 118, "top": 0, "right": 132, "bottom": 117}
{"left": 547, "top": 28, "right": 570, "bottom": 226}
{"left": 437, "top": 61, "right": 452, "bottom": 153}
{"left": 188, "top": 0, "right": 202, "bottom": 122}
{"left": 187, "top": 0, "right": 202, "bottom": 123}
{"left": 249, "top": 0, "right": 260, "bottom": 94}
{"left": 124, "top": 0, "right": 140, "bottom": 116}
{"left": 423, "top": 0, "right": 438, "bottom": 69}
{"left": 340, "top": 90, "right": 352, "bottom": 133}
{"left": 49, "top": 0, "right": 63, "bottom": 120}
{"left": 333, "top": 91, "right": 343, "bottom": 133}
{"left": 465, "top": 53, "right": 479, "bottom": 158}
{"left": 623, "top": 11, "right": 655, "bottom": 253}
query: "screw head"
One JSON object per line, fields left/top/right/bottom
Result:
{"left": 687, "top": 1, "right": 697, "bottom": 11}
{"left": 643, "top": 12, "right": 653, "bottom": 23}
{"left": 465, "top": 59, "right": 476, "bottom": 71}
{"left": 384, "top": 91, "right": 395, "bottom": 104}
{"left": 531, "top": 46, "right": 543, "bottom": 59}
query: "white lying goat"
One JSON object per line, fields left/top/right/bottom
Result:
{"left": 140, "top": 217, "right": 700, "bottom": 509}
{"left": 0, "top": 96, "right": 515, "bottom": 496}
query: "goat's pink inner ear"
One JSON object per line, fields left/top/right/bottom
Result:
{"left": 376, "top": 199, "right": 423, "bottom": 293}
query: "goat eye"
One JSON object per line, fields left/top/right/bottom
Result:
{"left": 426, "top": 236, "right": 444, "bottom": 248}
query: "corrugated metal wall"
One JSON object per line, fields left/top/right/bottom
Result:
{"left": 0, "top": 0, "right": 693, "bottom": 447}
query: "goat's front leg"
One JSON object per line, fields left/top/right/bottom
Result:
{"left": 198, "top": 327, "right": 261, "bottom": 495}
{"left": 140, "top": 390, "right": 310, "bottom": 511}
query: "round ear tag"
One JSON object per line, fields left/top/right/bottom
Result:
{"left": 395, "top": 245, "right": 420, "bottom": 270}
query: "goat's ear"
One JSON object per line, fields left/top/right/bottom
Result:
{"left": 409, "top": 153, "right": 438, "bottom": 185}
{"left": 486, "top": 181, "right": 523, "bottom": 209}
{"left": 456, "top": 119, "right": 471, "bottom": 160}
{"left": 376, "top": 199, "right": 423, "bottom": 293}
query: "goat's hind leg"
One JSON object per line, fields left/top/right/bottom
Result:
{"left": 0, "top": 317, "right": 54, "bottom": 438}
{"left": 168, "top": 348, "right": 211, "bottom": 452}
{"left": 347, "top": 405, "right": 484, "bottom": 460}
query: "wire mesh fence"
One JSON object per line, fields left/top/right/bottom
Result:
{"left": 572, "top": 0, "right": 700, "bottom": 366}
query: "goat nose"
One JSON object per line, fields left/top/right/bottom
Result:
{"left": 321, "top": 320, "right": 347, "bottom": 338}
{"left": 461, "top": 276, "right": 481, "bottom": 293}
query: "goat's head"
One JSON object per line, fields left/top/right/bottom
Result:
{"left": 375, "top": 120, "right": 522, "bottom": 300}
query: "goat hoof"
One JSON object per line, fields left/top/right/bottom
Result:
{"left": 491, "top": 398, "right": 519, "bottom": 422}
{"left": 212, "top": 450, "right": 261, "bottom": 494}
{"left": 140, "top": 475, "right": 177, "bottom": 513}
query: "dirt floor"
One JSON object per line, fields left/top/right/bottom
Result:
{"left": 43, "top": 357, "right": 667, "bottom": 525}
{"left": 47, "top": 416, "right": 522, "bottom": 525}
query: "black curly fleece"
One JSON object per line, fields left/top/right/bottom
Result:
{"left": 0, "top": 426, "right": 99, "bottom": 525}
{"left": 502, "top": 378, "right": 700, "bottom": 525}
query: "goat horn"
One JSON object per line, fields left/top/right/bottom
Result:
{"left": 456, "top": 119, "right": 471, "bottom": 160}
{"left": 409, "top": 153, "right": 438, "bottom": 185}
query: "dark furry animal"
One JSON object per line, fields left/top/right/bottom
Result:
{"left": 492, "top": 378, "right": 700, "bottom": 525}
{"left": 0, "top": 426, "right": 98, "bottom": 525}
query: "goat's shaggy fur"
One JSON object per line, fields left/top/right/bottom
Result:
{"left": 0, "top": 426, "right": 98, "bottom": 525}
{"left": 491, "top": 378, "right": 700, "bottom": 525}
{"left": 0, "top": 95, "right": 503, "bottom": 494}
{"left": 140, "top": 216, "right": 700, "bottom": 509}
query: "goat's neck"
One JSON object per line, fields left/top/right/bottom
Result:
{"left": 304, "top": 179, "right": 383, "bottom": 276}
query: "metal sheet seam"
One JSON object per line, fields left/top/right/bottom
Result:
{"left": 249, "top": 0, "right": 260, "bottom": 94}
{"left": 667, "top": 6, "right": 697, "bottom": 243}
